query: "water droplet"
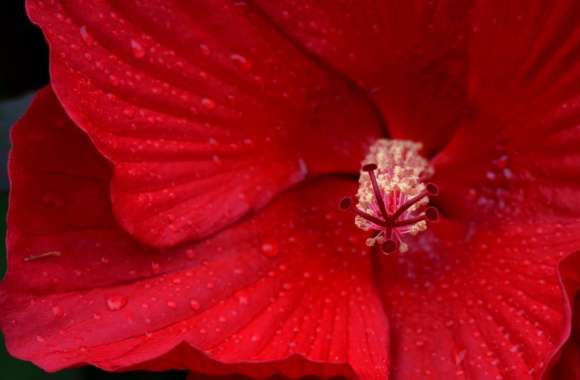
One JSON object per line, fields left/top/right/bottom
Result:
{"left": 201, "top": 98, "right": 216, "bottom": 110}
{"left": 51, "top": 306, "right": 64, "bottom": 317}
{"left": 106, "top": 295, "right": 128, "bottom": 311}
{"left": 79, "top": 25, "right": 94, "bottom": 46}
{"left": 298, "top": 158, "right": 309, "bottom": 177}
{"left": 199, "top": 43, "right": 210, "bottom": 55}
{"left": 185, "top": 248, "right": 195, "bottom": 259}
{"left": 190, "top": 299, "right": 201, "bottom": 311}
{"left": 455, "top": 349, "right": 466, "bottom": 365}
{"left": 230, "top": 53, "right": 252, "bottom": 70}
{"left": 261, "top": 242, "right": 278, "bottom": 257}
{"left": 130, "top": 39, "right": 145, "bottom": 58}
{"left": 167, "top": 301, "right": 177, "bottom": 309}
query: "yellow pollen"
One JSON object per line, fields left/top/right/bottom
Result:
{"left": 353, "top": 139, "right": 435, "bottom": 253}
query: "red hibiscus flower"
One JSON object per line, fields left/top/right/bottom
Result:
{"left": 2, "top": 1, "right": 580, "bottom": 379}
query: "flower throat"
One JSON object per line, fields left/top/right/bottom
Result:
{"left": 340, "top": 139, "right": 439, "bottom": 254}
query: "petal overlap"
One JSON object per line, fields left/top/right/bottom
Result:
{"left": 1, "top": 88, "right": 388, "bottom": 380}
{"left": 27, "top": 0, "right": 384, "bottom": 249}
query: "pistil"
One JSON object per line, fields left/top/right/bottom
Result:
{"left": 340, "top": 139, "right": 438, "bottom": 254}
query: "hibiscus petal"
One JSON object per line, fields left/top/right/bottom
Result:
{"left": 26, "top": 0, "right": 384, "bottom": 248}
{"left": 377, "top": 220, "right": 580, "bottom": 379}
{"left": 424, "top": 1, "right": 580, "bottom": 225}
{"left": 254, "top": 2, "right": 580, "bottom": 221}
{"left": 1, "top": 88, "right": 388, "bottom": 380}
{"left": 545, "top": 252, "right": 580, "bottom": 380}
{"left": 254, "top": 0, "right": 473, "bottom": 155}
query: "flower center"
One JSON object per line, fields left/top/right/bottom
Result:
{"left": 340, "top": 139, "right": 439, "bottom": 254}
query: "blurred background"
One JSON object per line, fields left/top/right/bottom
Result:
{"left": 0, "top": 1, "right": 190, "bottom": 379}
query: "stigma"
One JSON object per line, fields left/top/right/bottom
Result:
{"left": 340, "top": 139, "right": 438, "bottom": 254}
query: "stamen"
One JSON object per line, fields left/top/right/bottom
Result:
{"left": 394, "top": 215, "right": 429, "bottom": 227}
{"left": 354, "top": 207, "right": 387, "bottom": 227}
{"left": 363, "top": 164, "right": 390, "bottom": 220}
{"left": 341, "top": 139, "right": 438, "bottom": 254}
{"left": 390, "top": 183, "right": 438, "bottom": 221}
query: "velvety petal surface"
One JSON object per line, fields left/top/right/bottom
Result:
{"left": 254, "top": 0, "right": 473, "bottom": 155}
{"left": 431, "top": 1, "right": 580, "bottom": 226}
{"left": 0, "top": 88, "right": 388, "bottom": 380}
{"left": 26, "top": 0, "right": 384, "bottom": 248}
{"left": 251, "top": 4, "right": 580, "bottom": 379}
{"left": 252, "top": 0, "right": 580, "bottom": 219}
{"left": 388, "top": 7, "right": 580, "bottom": 376}
{"left": 377, "top": 219, "right": 580, "bottom": 380}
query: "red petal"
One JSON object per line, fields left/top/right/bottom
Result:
{"left": 1, "top": 88, "right": 388, "bottom": 380}
{"left": 427, "top": 2, "right": 580, "bottom": 225}
{"left": 256, "top": 2, "right": 580, "bottom": 207}
{"left": 378, "top": 220, "right": 580, "bottom": 379}
{"left": 254, "top": 1, "right": 473, "bottom": 154}
{"left": 26, "top": 0, "right": 383, "bottom": 248}
{"left": 544, "top": 253, "right": 580, "bottom": 380}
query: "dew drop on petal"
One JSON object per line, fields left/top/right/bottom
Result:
{"left": 199, "top": 43, "right": 210, "bottom": 55}
{"left": 106, "top": 295, "right": 128, "bottom": 311}
{"left": 261, "top": 241, "right": 278, "bottom": 257}
{"left": 79, "top": 25, "right": 94, "bottom": 46}
{"left": 51, "top": 306, "right": 64, "bottom": 317}
{"left": 185, "top": 248, "right": 195, "bottom": 259}
{"left": 230, "top": 53, "right": 252, "bottom": 70}
{"left": 190, "top": 299, "right": 201, "bottom": 311}
{"left": 455, "top": 349, "right": 467, "bottom": 365}
{"left": 201, "top": 97, "right": 216, "bottom": 110}
{"left": 130, "top": 39, "right": 145, "bottom": 58}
